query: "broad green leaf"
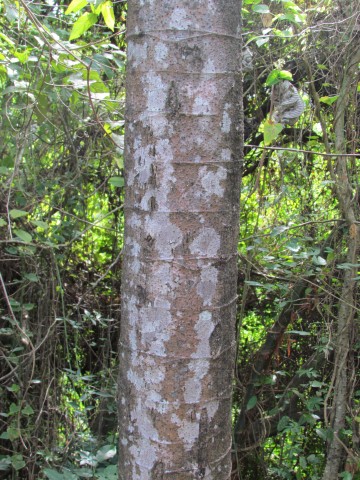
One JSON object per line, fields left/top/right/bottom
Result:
{"left": 65, "top": 0, "right": 88, "bottom": 14}
{"left": 96, "top": 464, "right": 118, "bottom": 479}
{"left": 24, "top": 273, "right": 39, "bottom": 282}
{"left": 0, "top": 32, "right": 15, "bottom": 46}
{"left": 109, "top": 176, "right": 124, "bottom": 187}
{"left": 69, "top": 12, "right": 98, "bottom": 40}
{"left": 9, "top": 403, "right": 21, "bottom": 415}
{"left": 337, "top": 263, "right": 360, "bottom": 269}
{"left": 7, "top": 427, "right": 20, "bottom": 441}
{"left": 263, "top": 119, "right": 284, "bottom": 145}
{"left": 255, "top": 36, "right": 269, "bottom": 47}
{"left": 7, "top": 384, "right": 20, "bottom": 393}
{"left": 277, "top": 415, "right": 290, "bottom": 432}
{"left": 31, "top": 220, "right": 49, "bottom": 230}
{"left": 22, "top": 404, "right": 34, "bottom": 416}
{"left": 252, "top": 4, "right": 270, "bottom": 13}
{"left": 14, "top": 50, "right": 31, "bottom": 64}
{"left": 95, "top": 444, "right": 117, "bottom": 462}
{"left": 319, "top": 95, "right": 339, "bottom": 105}
{"left": 9, "top": 209, "right": 28, "bottom": 219}
{"left": 339, "top": 473, "right": 352, "bottom": 480}
{"left": 101, "top": 1, "right": 115, "bottom": 31}
{"left": 43, "top": 469, "right": 77, "bottom": 480}
{"left": 246, "top": 395, "right": 257, "bottom": 410}
{"left": 11, "top": 454, "right": 25, "bottom": 471}
{"left": 265, "top": 69, "right": 293, "bottom": 86}
{"left": 0, "top": 457, "right": 11, "bottom": 470}
{"left": 14, "top": 229, "right": 33, "bottom": 243}
{"left": 0, "top": 218, "right": 6, "bottom": 227}
{"left": 312, "top": 255, "right": 327, "bottom": 266}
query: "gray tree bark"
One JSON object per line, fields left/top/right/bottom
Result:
{"left": 118, "top": 1, "right": 242, "bottom": 479}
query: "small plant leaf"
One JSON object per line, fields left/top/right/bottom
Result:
{"left": 264, "top": 119, "right": 284, "bottom": 145}
{"left": 101, "top": 1, "right": 115, "bottom": 31}
{"left": 265, "top": 69, "right": 293, "bottom": 86}
{"left": 252, "top": 4, "right": 270, "bottom": 13}
{"left": 69, "top": 12, "right": 98, "bottom": 40}
{"left": 9, "top": 209, "right": 28, "bottom": 219}
{"left": 65, "top": 0, "right": 88, "bottom": 15}
{"left": 108, "top": 176, "right": 124, "bottom": 187}
{"left": 11, "top": 454, "right": 25, "bottom": 471}
{"left": 14, "top": 229, "right": 33, "bottom": 243}
{"left": 246, "top": 395, "right": 258, "bottom": 410}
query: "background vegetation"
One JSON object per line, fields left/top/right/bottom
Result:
{"left": 0, "top": 0, "right": 359, "bottom": 479}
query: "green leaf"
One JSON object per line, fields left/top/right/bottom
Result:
{"left": 24, "top": 273, "right": 39, "bottom": 282}
{"left": 69, "top": 12, "right": 98, "bottom": 40}
{"left": 339, "top": 473, "right": 352, "bottom": 480}
{"left": 9, "top": 209, "right": 28, "bottom": 219}
{"left": 14, "top": 50, "right": 31, "bottom": 64}
{"left": 252, "top": 4, "right": 270, "bottom": 13}
{"left": 312, "top": 255, "right": 327, "bottom": 266}
{"left": 31, "top": 220, "right": 49, "bottom": 230}
{"left": 14, "top": 229, "right": 33, "bottom": 243}
{"left": 95, "top": 444, "right": 117, "bottom": 462}
{"left": 319, "top": 95, "right": 339, "bottom": 106}
{"left": 0, "top": 218, "right": 6, "bottom": 227}
{"left": 264, "top": 119, "right": 284, "bottom": 145}
{"left": 65, "top": 0, "right": 88, "bottom": 14}
{"left": 11, "top": 454, "right": 25, "bottom": 471}
{"left": 7, "top": 384, "right": 20, "bottom": 393}
{"left": 7, "top": 427, "right": 20, "bottom": 441}
{"left": 22, "top": 404, "right": 34, "bottom": 416}
{"left": 43, "top": 469, "right": 77, "bottom": 480}
{"left": 255, "top": 36, "right": 269, "bottom": 47}
{"left": 277, "top": 415, "right": 290, "bottom": 432}
{"left": 109, "top": 176, "right": 124, "bottom": 187}
{"left": 101, "top": 1, "right": 115, "bottom": 31}
{"left": 246, "top": 395, "right": 257, "bottom": 410}
{"left": 244, "top": 281, "right": 263, "bottom": 287}
{"left": 96, "top": 464, "right": 118, "bottom": 479}
{"left": 265, "top": 69, "right": 293, "bottom": 86}
{"left": 9, "top": 403, "right": 21, "bottom": 415}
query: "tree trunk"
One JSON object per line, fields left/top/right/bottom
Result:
{"left": 118, "top": 1, "right": 242, "bottom": 479}
{"left": 321, "top": 44, "right": 360, "bottom": 480}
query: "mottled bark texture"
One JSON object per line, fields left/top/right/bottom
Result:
{"left": 118, "top": 1, "right": 242, "bottom": 479}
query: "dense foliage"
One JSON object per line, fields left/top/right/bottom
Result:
{"left": 0, "top": 0, "right": 359, "bottom": 479}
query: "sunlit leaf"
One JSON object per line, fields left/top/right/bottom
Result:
{"left": 263, "top": 119, "right": 284, "bottom": 145}
{"left": 312, "top": 256, "right": 327, "bottom": 266}
{"left": 14, "top": 229, "right": 33, "bottom": 243}
{"left": 109, "top": 176, "right": 124, "bottom": 187}
{"left": 252, "top": 4, "right": 270, "bottom": 13}
{"left": 255, "top": 36, "right": 269, "bottom": 47}
{"left": 101, "top": 1, "right": 115, "bottom": 31}
{"left": 319, "top": 95, "right": 339, "bottom": 105}
{"left": 265, "top": 69, "right": 293, "bottom": 86}
{"left": 9, "top": 209, "right": 28, "bottom": 219}
{"left": 65, "top": 0, "right": 88, "bottom": 15}
{"left": 69, "top": 12, "right": 98, "bottom": 40}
